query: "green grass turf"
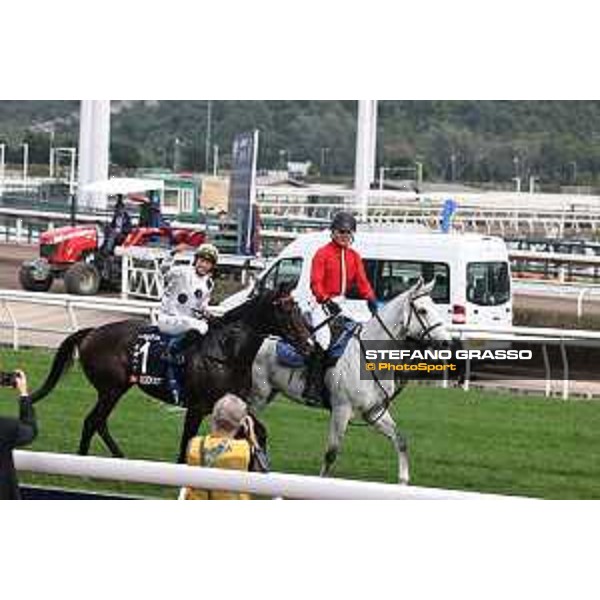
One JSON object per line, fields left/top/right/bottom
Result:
{"left": 2, "top": 346, "right": 600, "bottom": 499}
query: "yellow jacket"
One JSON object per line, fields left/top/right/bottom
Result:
{"left": 182, "top": 434, "right": 251, "bottom": 500}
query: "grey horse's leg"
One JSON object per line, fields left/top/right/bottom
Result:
{"left": 368, "top": 409, "right": 410, "bottom": 485}
{"left": 320, "top": 402, "right": 353, "bottom": 477}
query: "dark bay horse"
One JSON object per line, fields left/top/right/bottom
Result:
{"left": 30, "top": 288, "right": 312, "bottom": 462}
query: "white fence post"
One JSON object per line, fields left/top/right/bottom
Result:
{"left": 15, "top": 218, "right": 23, "bottom": 243}
{"left": 577, "top": 288, "right": 591, "bottom": 321}
{"left": 2, "top": 299, "right": 19, "bottom": 350}
{"left": 65, "top": 299, "right": 79, "bottom": 331}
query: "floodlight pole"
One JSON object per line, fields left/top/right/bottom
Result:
{"left": 21, "top": 143, "right": 29, "bottom": 185}
{"left": 0, "top": 144, "right": 5, "bottom": 191}
{"left": 213, "top": 144, "right": 219, "bottom": 176}
{"left": 77, "top": 100, "right": 110, "bottom": 210}
{"left": 355, "top": 100, "right": 378, "bottom": 221}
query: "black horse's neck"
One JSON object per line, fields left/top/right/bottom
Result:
{"left": 202, "top": 293, "right": 278, "bottom": 366}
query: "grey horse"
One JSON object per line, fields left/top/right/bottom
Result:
{"left": 248, "top": 278, "right": 451, "bottom": 484}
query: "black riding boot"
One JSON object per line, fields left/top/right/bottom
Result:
{"left": 304, "top": 346, "right": 327, "bottom": 405}
{"left": 162, "top": 336, "right": 185, "bottom": 405}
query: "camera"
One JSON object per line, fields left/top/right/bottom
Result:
{"left": 0, "top": 371, "right": 17, "bottom": 387}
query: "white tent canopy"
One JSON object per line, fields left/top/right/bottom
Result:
{"left": 81, "top": 178, "right": 165, "bottom": 196}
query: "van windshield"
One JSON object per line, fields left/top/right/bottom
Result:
{"left": 261, "top": 257, "right": 303, "bottom": 290}
{"left": 466, "top": 261, "right": 510, "bottom": 306}
{"left": 363, "top": 260, "right": 450, "bottom": 304}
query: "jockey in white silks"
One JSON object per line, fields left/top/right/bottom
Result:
{"left": 157, "top": 243, "right": 219, "bottom": 404}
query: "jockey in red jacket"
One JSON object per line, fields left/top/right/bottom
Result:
{"left": 311, "top": 234, "right": 376, "bottom": 305}
{"left": 304, "top": 211, "right": 378, "bottom": 404}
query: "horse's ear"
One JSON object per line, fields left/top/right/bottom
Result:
{"left": 409, "top": 277, "right": 424, "bottom": 298}
{"left": 421, "top": 277, "right": 436, "bottom": 296}
{"left": 275, "top": 281, "right": 294, "bottom": 298}
{"left": 248, "top": 278, "right": 261, "bottom": 299}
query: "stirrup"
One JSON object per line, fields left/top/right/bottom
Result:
{"left": 170, "top": 386, "right": 182, "bottom": 406}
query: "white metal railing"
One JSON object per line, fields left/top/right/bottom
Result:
{"left": 117, "top": 247, "right": 268, "bottom": 300}
{"left": 14, "top": 450, "right": 524, "bottom": 500}
{"left": 256, "top": 186, "right": 600, "bottom": 238}
{"left": 0, "top": 289, "right": 157, "bottom": 349}
{"left": 449, "top": 324, "right": 600, "bottom": 400}
{"left": 2, "top": 290, "right": 600, "bottom": 400}
{"left": 0, "top": 289, "right": 231, "bottom": 349}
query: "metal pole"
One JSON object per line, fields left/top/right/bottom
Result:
{"left": 213, "top": 144, "right": 219, "bottom": 176}
{"left": 379, "top": 166, "right": 385, "bottom": 190}
{"left": 355, "top": 100, "right": 373, "bottom": 222}
{"left": 22, "top": 143, "right": 29, "bottom": 185}
{"left": 0, "top": 144, "right": 5, "bottom": 193}
{"left": 205, "top": 100, "right": 212, "bottom": 173}
{"left": 49, "top": 130, "right": 55, "bottom": 177}
{"left": 513, "top": 177, "right": 521, "bottom": 192}
{"left": 68, "top": 148, "right": 76, "bottom": 196}
{"left": 541, "top": 344, "right": 551, "bottom": 397}
{"left": 529, "top": 176, "right": 538, "bottom": 194}
{"left": 415, "top": 161, "right": 423, "bottom": 190}
{"left": 77, "top": 100, "right": 110, "bottom": 211}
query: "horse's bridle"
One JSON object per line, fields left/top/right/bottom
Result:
{"left": 373, "top": 292, "right": 444, "bottom": 345}
{"left": 352, "top": 293, "right": 445, "bottom": 426}
{"left": 402, "top": 292, "right": 445, "bottom": 344}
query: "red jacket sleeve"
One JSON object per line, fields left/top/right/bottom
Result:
{"left": 353, "top": 252, "right": 376, "bottom": 300}
{"left": 310, "top": 248, "right": 329, "bottom": 303}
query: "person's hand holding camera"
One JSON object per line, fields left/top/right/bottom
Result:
{"left": 14, "top": 370, "right": 28, "bottom": 397}
{"left": 242, "top": 416, "right": 258, "bottom": 447}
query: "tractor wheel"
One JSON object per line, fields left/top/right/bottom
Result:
{"left": 64, "top": 262, "right": 101, "bottom": 295}
{"left": 19, "top": 264, "right": 54, "bottom": 292}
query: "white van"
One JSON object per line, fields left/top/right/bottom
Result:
{"left": 221, "top": 227, "right": 512, "bottom": 328}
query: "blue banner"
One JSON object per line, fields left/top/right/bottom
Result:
{"left": 229, "top": 131, "right": 259, "bottom": 254}
{"left": 439, "top": 198, "right": 457, "bottom": 233}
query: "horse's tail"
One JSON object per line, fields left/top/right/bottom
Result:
{"left": 30, "top": 328, "right": 94, "bottom": 404}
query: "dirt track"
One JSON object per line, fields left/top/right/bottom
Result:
{"left": 0, "top": 243, "right": 132, "bottom": 348}
{"left": 0, "top": 244, "right": 36, "bottom": 289}
{"left": 2, "top": 241, "right": 600, "bottom": 314}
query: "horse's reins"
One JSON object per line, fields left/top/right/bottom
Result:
{"left": 353, "top": 295, "right": 445, "bottom": 426}
{"left": 309, "top": 312, "right": 338, "bottom": 334}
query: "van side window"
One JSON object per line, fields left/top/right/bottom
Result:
{"left": 364, "top": 260, "right": 450, "bottom": 304}
{"left": 261, "top": 258, "right": 303, "bottom": 291}
{"left": 466, "top": 261, "right": 510, "bottom": 306}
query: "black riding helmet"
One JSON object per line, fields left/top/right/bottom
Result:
{"left": 331, "top": 211, "right": 357, "bottom": 233}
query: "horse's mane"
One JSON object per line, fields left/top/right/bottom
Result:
{"left": 210, "top": 292, "right": 266, "bottom": 329}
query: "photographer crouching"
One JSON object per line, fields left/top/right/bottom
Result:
{"left": 0, "top": 370, "right": 37, "bottom": 500}
{"left": 180, "top": 393, "right": 269, "bottom": 500}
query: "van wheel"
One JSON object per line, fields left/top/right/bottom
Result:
{"left": 64, "top": 263, "right": 100, "bottom": 295}
{"left": 19, "top": 265, "right": 53, "bottom": 292}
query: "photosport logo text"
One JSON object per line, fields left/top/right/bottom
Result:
{"left": 359, "top": 343, "right": 534, "bottom": 381}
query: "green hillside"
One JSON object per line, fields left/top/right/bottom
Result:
{"left": 2, "top": 100, "right": 600, "bottom": 185}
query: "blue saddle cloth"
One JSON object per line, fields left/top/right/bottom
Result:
{"left": 130, "top": 327, "right": 184, "bottom": 391}
{"left": 276, "top": 318, "right": 357, "bottom": 369}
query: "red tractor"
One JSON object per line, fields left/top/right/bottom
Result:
{"left": 19, "top": 179, "right": 205, "bottom": 295}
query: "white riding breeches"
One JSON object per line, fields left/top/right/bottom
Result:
{"left": 157, "top": 313, "right": 208, "bottom": 337}
{"left": 310, "top": 304, "right": 331, "bottom": 350}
